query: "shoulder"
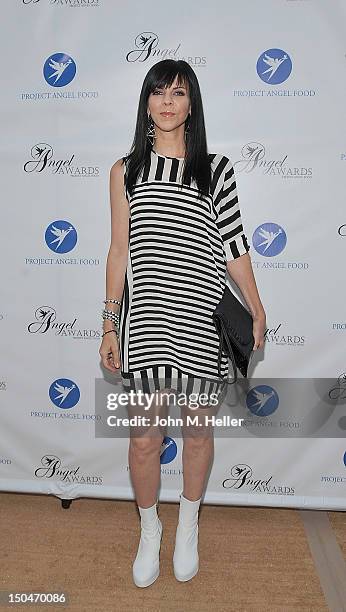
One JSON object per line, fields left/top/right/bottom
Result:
{"left": 110, "top": 156, "right": 127, "bottom": 176}
{"left": 208, "top": 154, "right": 236, "bottom": 198}
{"left": 109, "top": 157, "right": 129, "bottom": 200}
{"left": 209, "top": 153, "right": 233, "bottom": 172}
{"left": 110, "top": 157, "right": 129, "bottom": 188}
{"left": 209, "top": 154, "right": 235, "bottom": 185}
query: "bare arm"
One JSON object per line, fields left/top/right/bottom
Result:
{"left": 226, "top": 252, "right": 266, "bottom": 351}
{"left": 104, "top": 158, "right": 130, "bottom": 320}
{"left": 99, "top": 158, "right": 129, "bottom": 371}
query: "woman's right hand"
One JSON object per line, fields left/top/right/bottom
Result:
{"left": 99, "top": 332, "right": 121, "bottom": 373}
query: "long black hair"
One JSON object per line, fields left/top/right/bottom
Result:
{"left": 124, "top": 59, "right": 212, "bottom": 200}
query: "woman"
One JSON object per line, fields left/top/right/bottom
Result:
{"left": 99, "top": 59, "right": 266, "bottom": 587}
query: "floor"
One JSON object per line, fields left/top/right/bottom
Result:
{"left": 1, "top": 492, "right": 346, "bottom": 612}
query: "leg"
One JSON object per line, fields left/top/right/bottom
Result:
{"left": 173, "top": 400, "right": 216, "bottom": 582}
{"left": 127, "top": 387, "right": 170, "bottom": 588}
{"left": 182, "top": 435, "right": 214, "bottom": 501}
{"left": 128, "top": 435, "right": 163, "bottom": 508}
{"left": 128, "top": 387, "right": 171, "bottom": 507}
{"left": 181, "top": 401, "right": 215, "bottom": 501}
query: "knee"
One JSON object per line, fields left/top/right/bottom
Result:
{"left": 129, "top": 435, "right": 163, "bottom": 457}
{"left": 182, "top": 429, "right": 214, "bottom": 445}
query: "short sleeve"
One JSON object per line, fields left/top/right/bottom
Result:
{"left": 212, "top": 156, "right": 251, "bottom": 261}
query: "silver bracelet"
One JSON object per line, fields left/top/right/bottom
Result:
{"left": 102, "top": 308, "right": 120, "bottom": 316}
{"left": 104, "top": 298, "right": 122, "bottom": 305}
{"left": 102, "top": 315, "right": 119, "bottom": 328}
{"left": 102, "top": 309, "right": 120, "bottom": 319}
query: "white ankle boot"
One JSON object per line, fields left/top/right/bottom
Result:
{"left": 132, "top": 500, "right": 163, "bottom": 588}
{"left": 173, "top": 492, "right": 201, "bottom": 582}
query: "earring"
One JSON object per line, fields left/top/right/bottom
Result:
{"left": 147, "top": 113, "right": 156, "bottom": 145}
{"left": 184, "top": 113, "right": 191, "bottom": 139}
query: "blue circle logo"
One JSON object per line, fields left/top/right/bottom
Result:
{"left": 160, "top": 437, "right": 177, "bottom": 463}
{"left": 246, "top": 385, "right": 279, "bottom": 416}
{"left": 49, "top": 378, "right": 80, "bottom": 409}
{"left": 252, "top": 222, "right": 287, "bottom": 257}
{"left": 45, "top": 220, "right": 77, "bottom": 253}
{"left": 43, "top": 53, "right": 76, "bottom": 87}
{"left": 257, "top": 48, "right": 292, "bottom": 84}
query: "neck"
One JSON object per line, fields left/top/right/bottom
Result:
{"left": 152, "top": 131, "right": 186, "bottom": 158}
{"left": 153, "top": 145, "right": 186, "bottom": 158}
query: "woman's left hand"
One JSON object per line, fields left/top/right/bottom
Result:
{"left": 252, "top": 311, "right": 266, "bottom": 351}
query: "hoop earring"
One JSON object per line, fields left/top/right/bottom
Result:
{"left": 147, "top": 113, "right": 156, "bottom": 145}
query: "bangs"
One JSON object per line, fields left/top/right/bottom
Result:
{"left": 150, "top": 70, "right": 188, "bottom": 93}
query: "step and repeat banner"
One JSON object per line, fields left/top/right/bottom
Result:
{"left": 1, "top": 0, "right": 346, "bottom": 509}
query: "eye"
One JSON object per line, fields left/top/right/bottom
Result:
{"left": 152, "top": 89, "right": 185, "bottom": 95}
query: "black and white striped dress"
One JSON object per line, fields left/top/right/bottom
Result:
{"left": 119, "top": 148, "right": 250, "bottom": 396}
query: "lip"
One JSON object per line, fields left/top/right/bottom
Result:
{"left": 160, "top": 112, "right": 175, "bottom": 117}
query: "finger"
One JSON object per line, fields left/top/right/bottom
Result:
{"left": 253, "top": 337, "right": 263, "bottom": 350}
{"left": 108, "top": 350, "right": 121, "bottom": 370}
{"left": 101, "top": 352, "right": 117, "bottom": 372}
{"left": 104, "top": 358, "right": 118, "bottom": 372}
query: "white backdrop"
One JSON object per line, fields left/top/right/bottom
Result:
{"left": 1, "top": 0, "right": 346, "bottom": 510}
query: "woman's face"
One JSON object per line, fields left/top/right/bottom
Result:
{"left": 147, "top": 76, "right": 191, "bottom": 134}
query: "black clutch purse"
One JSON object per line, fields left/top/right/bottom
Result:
{"left": 212, "top": 284, "right": 255, "bottom": 384}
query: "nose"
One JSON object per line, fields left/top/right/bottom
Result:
{"left": 162, "top": 91, "right": 173, "bottom": 105}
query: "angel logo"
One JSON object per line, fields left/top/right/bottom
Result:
{"left": 24, "top": 144, "right": 79, "bottom": 175}
{"left": 246, "top": 385, "right": 279, "bottom": 417}
{"left": 256, "top": 48, "right": 292, "bottom": 84}
{"left": 252, "top": 222, "right": 287, "bottom": 257}
{"left": 49, "top": 378, "right": 80, "bottom": 409}
{"left": 44, "top": 220, "right": 77, "bottom": 253}
{"left": 126, "top": 32, "right": 159, "bottom": 62}
{"left": 43, "top": 53, "right": 76, "bottom": 87}
{"left": 328, "top": 373, "right": 346, "bottom": 400}
{"left": 160, "top": 436, "right": 177, "bottom": 463}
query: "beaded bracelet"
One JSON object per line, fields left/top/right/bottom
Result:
{"left": 102, "top": 310, "right": 120, "bottom": 322}
{"left": 102, "top": 309, "right": 120, "bottom": 318}
{"left": 104, "top": 298, "right": 122, "bottom": 305}
{"left": 102, "top": 299, "right": 121, "bottom": 338}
